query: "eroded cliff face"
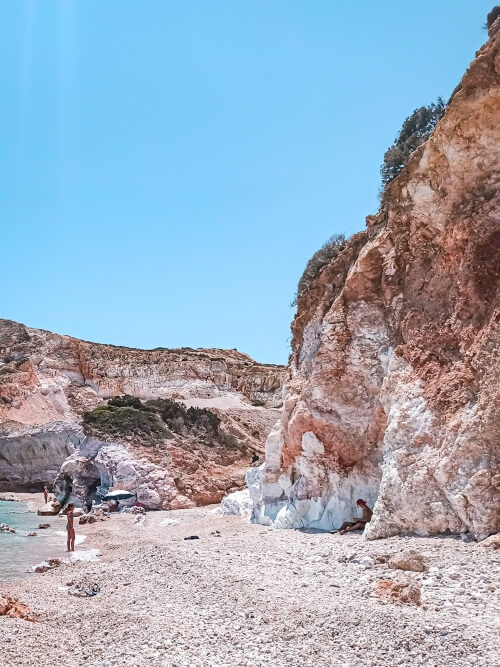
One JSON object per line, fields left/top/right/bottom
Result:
{"left": 249, "top": 26, "right": 500, "bottom": 540}
{"left": 0, "top": 320, "right": 286, "bottom": 505}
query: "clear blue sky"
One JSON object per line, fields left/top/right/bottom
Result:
{"left": 0, "top": 1, "right": 492, "bottom": 364}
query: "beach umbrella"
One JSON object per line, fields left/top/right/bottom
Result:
{"left": 102, "top": 490, "right": 135, "bottom": 501}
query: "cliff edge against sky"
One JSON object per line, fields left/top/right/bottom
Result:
{"left": 249, "top": 20, "right": 500, "bottom": 540}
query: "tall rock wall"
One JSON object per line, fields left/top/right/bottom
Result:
{"left": 0, "top": 424, "right": 81, "bottom": 492}
{"left": 249, "top": 25, "right": 500, "bottom": 540}
{"left": 0, "top": 320, "right": 286, "bottom": 504}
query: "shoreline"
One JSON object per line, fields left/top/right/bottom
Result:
{"left": 11, "top": 492, "right": 46, "bottom": 511}
{"left": 0, "top": 492, "right": 101, "bottom": 583}
{"left": 1, "top": 503, "right": 499, "bottom": 666}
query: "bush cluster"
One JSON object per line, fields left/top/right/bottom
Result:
{"left": 380, "top": 99, "right": 445, "bottom": 189}
{"left": 145, "top": 398, "right": 222, "bottom": 439}
{"left": 83, "top": 395, "right": 238, "bottom": 448}
{"left": 292, "top": 233, "right": 346, "bottom": 305}
{"left": 82, "top": 404, "right": 169, "bottom": 441}
{"left": 487, "top": 7, "right": 500, "bottom": 32}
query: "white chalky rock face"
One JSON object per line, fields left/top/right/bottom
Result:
{"left": 221, "top": 489, "right": 253, "bottom": 516}
{"left": 249, "top": 28, "right": 500, "bottom": 541}
{"left": 56, "top": 437, "right": 192, "bottom": 511}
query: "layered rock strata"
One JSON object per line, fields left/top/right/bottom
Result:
{"left": 249, "top": 24, "right": 500, "bottom": 540}
{"left": 0, "top": 319, "right": 286, "bottom": 505}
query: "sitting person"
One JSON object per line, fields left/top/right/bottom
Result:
{"left": 332, "top": 499, "right": 373, "bottom": 534}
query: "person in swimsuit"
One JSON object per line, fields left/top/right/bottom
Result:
{"left": 332, "top": 499, "right": 373, "bottom": 534}
{"left": 43, "top": 485, "right": 49, "bottom": 504}
{"left": 65, "top": 503, "right": 76, "bottom": 551}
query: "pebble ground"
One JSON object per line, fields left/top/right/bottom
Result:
{"left": 1, "top": 507, "right": 499, "bottom": 666}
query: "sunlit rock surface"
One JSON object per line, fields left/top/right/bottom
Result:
{"left": 250, "top": 27, "right": 500, "bottom": 540}
{"left": 0, "top": 319, "right": 286, "bottom": 506}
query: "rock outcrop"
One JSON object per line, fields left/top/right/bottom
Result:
{"left": 0, "top": 320, "right": 286, "bottom": 506}
{"left": 249, "top": 23, "right": 500, "bottom": 540}
{"left": 0, "top": 424, "right": 81, "bottom": 492}
{"left": 0, "top": 596, "right": 37, "bottom": 622}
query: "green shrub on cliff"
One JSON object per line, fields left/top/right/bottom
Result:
{"left": 487, "top": 6, "right": 500, "bottom": 32}
{"left": 380, "top": 99, "right": 445, "bottom": 189}
{"left": 83, "top": 396, "right": 238, "bottom": 448}
{"left": 292, "top": 233, "right": 346, "bottom": 305}
{"left": 83, "top": 404, "right": 170, "bottom": 441}
{"left": 107, "top": 394, "right": 152, "bottom": 411}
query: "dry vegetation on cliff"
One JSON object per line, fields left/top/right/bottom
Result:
{"left": 83, "top": 395, "right": 240, "bottom": 451}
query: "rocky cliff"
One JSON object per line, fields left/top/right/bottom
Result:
{"left": 0, "top": 319, "right": 286, "bottom": 505}
{"left": 249, "top": 23, "right": 500, "bottom": 540}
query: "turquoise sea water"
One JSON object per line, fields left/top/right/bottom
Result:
{"left": 0, "top": 500, "right": 67, "bottom": 581}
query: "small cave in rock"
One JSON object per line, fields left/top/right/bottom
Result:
{"left": 55, "top": 473, "right": 73, "bottom": 505}
{"left": 55, "top": 462, "right": 113, "bottom": 511}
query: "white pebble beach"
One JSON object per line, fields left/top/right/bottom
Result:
{"left": 1, "top": 504, "right": 499, "bottom": 666}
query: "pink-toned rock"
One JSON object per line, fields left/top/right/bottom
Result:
{"left": 478, "top": 533, "right": 500, "bottom": 550}
{"left": 373, "top": 578, "right": 421, "bottom": 606}
{"left": 388, "top": 550, "right": 427, "bottom": 573}
{"left": 0, "top": 320, "right": 286, "bottom": 508}
{"left": 0, "top": 596, "right": 37, "bottom": 622}
{"left": 249, "top": 26, "right": 500, "bottom": 540}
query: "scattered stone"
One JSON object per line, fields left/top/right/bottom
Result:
{"left": 123, "top": 506, "right": 146, "bottom": 515}
{"left": 388, "top": 550, "right": 427, "bottom": 572}
{"left": 1, "top": 501, "right": 499, "bottom": 666}
{"left": 0, "top": 523, "right": 16, "bottom": 533}
{"left": 0, "top": 493, "right": 20, "bottom": 502}
{"left": 159, "top": 518, "right": 179, "bottom": 527}
{"left": 0, "top": 596, "right": 37, "bottom": 622}
{"left": 79, "top": 509, "right": 110, "bottom": 525}
{"left": 478, "top": 533, "right": 500, "bottom": 550}
{"left": 67, "top": 582, "right": 100, "bottom": 597}
{"left": 374, "top": 554, "right": 391, "bottom": 564}
{"left": 184, "top": 535, "right": 200, "bottom": 540}
{"left": 27, "top": 532, "right": 37, "bottom": 537}
{"left": 373, "top": 577, "right": 422, "bottom": 606}
{"left": 37, "top": 523, "right": 51, "bottom": 530}
{"left": 32, "top": 558, "right": 62, "bottom": 574}
{"left": 33, "top": 563, "right": 50, "bottom": 574}
{"left": 37, "top": 501, "right": 61, "bottom": 516}
{"left": 338, "top": 552, "right": 375, "bottom": 567}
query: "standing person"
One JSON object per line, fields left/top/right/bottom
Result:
{"left": 65, "top": 503, "right": 76, "bottom": 552}
{"left": 43, "top": 485, "right": 49, "bottom": 504}
{"left": 332, "top": 499, "right": 373, "bottom": 534}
